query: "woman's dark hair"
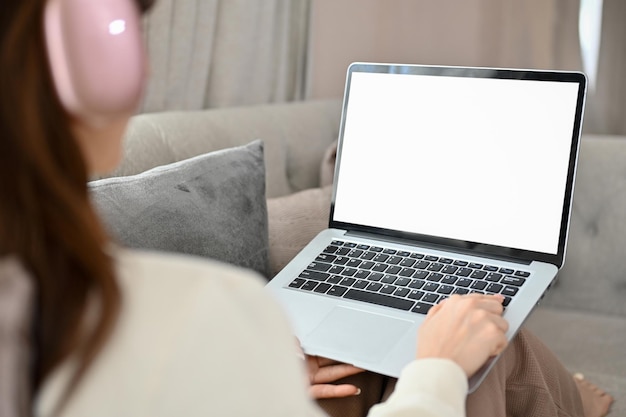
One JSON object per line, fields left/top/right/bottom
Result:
{"left": 0, "top": 0, "right": 156, "bottom": 406}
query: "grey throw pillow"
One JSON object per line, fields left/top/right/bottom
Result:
{"left": 89, "top": 140, "right": 269, "bottom": 278}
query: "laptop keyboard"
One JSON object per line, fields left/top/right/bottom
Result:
{"left": 286, "top": 239, "right": 531, "bottom": 315}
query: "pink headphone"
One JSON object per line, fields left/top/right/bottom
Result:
{"left": 44, "top": 0, "right": 146, "bottom": 127}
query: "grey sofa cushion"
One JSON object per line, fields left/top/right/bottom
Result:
{"left": 90, "top": 140, "right": 269, "bottom": 277}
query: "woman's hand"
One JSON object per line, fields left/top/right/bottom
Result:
{"left": 416, "top": 294, "right": 509, "bottom": 377}
{"left": 305, "top": 354, "right": 365, "bottom": 399}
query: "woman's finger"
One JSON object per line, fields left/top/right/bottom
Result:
{"left": 309, "top": 383, "right": 361, "bottom": 399}
{"left": 310, "top": 362, "right": 365, "bottom": 384}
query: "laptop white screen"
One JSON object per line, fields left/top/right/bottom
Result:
{"left": 332, "top": 71, "right": 581, "bottom": 255}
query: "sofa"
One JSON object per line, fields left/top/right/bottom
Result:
{"left": 96, "top": 99, "right": 625, "bottom": 414}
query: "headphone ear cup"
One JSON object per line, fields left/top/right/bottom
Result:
{"left": 44, "top": 0, "right": 146, "bottom": 127}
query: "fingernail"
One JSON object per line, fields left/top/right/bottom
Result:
{"left": 354, "top": 388, "right": 362, "bottom": 396}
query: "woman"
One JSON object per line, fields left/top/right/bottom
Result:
{"left": 0, "top": 0, "right": 612, "bottom": 416}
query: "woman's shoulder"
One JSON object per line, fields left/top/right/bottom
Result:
{"left": 114, "top": 247, "right": 266, "bottom": 285}
{"left": 37, "top": 248, "right": 319, "bottom": 416}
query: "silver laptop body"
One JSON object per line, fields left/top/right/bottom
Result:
{"left": 266, "top": 62, "right": 587, "bottom": 392}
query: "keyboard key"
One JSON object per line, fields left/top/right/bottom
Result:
{"left": 423, "top": 282, "right": 439, "bottom": 292}
{"left": 339, "top": 277, "right": 356, "bottom": 286}
{"left": 503, "top": 296, "right": 512, "bottom": 306}
{"left": 361, "top": 251, "right": 376, "bottom": 260}
{"left": 343, "top": 289, "right": 414, "bottom": 311}
{"left": 415, "top": 261, "right": 430, "bottom": 269}
{"left": 501, "top": 276, "right": 526, "bottom": 287}
{"left": 326, "top": 285, "right": 348, "bottom": 297}
{"left": 408, "top": 290, "right": 425, "bottom": 300}
{"left": 442, "top": 265, "right": 459, "bottom": 274}
{"left": 453, "top": 260, "right": 469, "bottom": 266}
{"left": 442, "top": 275, "right": 458, "bottom": 285}
{"left": 316, "top": 254, "right": 336, "bottom": 263}
{"left": 387, "top": 266, "right": 402, "bottom": 275}
{"left": 323, "top": 245, "right": 339, "bottom": 254}
{"left": 352, "top": 279, "right": 369, "bottom": 289}
{"left": 439, "top": 258, "right": 453, "bottom": 264}
{"left": 427, "top": 273, "right": 444, "bottom": 282}
{"left": 486, "top": 272, "right": 502, "bottom": 282}
{"left": 327, "top": 275, "right": 342, "bottom": 284}
{"left": 502, "top": 286, "right": 519, "bottom": 296}
{"left": 470, "top": 270, "right": 487, "bottom": 279}
{"left": 334, "top": 256, "right": 349, "bottom": 265}
{"left": 380, "top": 284, "right": 397, "bottom": 294}
{"left": 410, "top": 253, "right": 425, "bottom": 259}
{"left": 394, "top": 287, "right": 410, "bottom": 297}
{"left": 370, "top": 246, "right": 383, "bottom": 252}
{"left": 372, "top": 263, "right": 388, "bottom": 272}
{"left": 425, "top": 255, "right": 439, "bottom": 261}
{"left": 456, "top": 267, "right": 472, "bottom": 277}
{"left": 357, "top": 244, "right": 370, "bottom": 250}
{"left": 366, "top": 282, "right": 383, "bottom": 292}
{"left": 413, "top": 270, "right": 429, "bottom": 279}
{"left": 346, "top": 259, "right": 362, "bottom": 268}
{"left": 336, "top": 247, "right": 351, "bottom": 255}
{"left": 314, "top": 283, "right": 332, "bottom": 293}
{"left": 515, "top": 270, "right": 531, "bottom": 277}
{"left": 348, "top": 249, "right": 364, "bottom": 258}
{"left": 408, "top": 279, "right": 425, "bottom": 289}
{"left": 411, "top": 302, "right": 434, "bottom": 315}
{"left": 437, "top": 285, "right": 454, "bottom": 294}
{"left": 399, "top": 267, "right": 416, "bottom": 277}
{"left": 308, "top": 261, "right": 331, "bottom": 272}
{"left": 499, "top": 268, "right": 514, "bottom": 274}
{"left": 483, "top": 265, "right": 498, "bottom": 272}
{"left": 454, "top": 287, "right": 470, "bottom": 295}
{"left": 360, "top": 261, "right": 375, "bottom": 270}
{"left": 427, "top": 263, "right": 444, "bottom": 272}
{"left": 301, "top": 281, "right": 318, "bottom": 291}
{"left": 328, "top": 265, "right": 344, "bottom": 274}
{"left": 299, "top": 270, "right": 329, "bottom": 281}
{"left": 331, "top": 240, "right": 344, "bottom": 246}
{"left": 381, "top": 275, "right": 397, "bottom": 284}
{"left": 468, "top": 262, "right": 483, "bottom": 269}
{"left": 341, "top": 268, "right": 357, "bottom": 277}
{"left": 399, "top": 258, "right": 416, "bottom": 267}
{"left": 456, "top": 278, "right": 473, "bottom": 287}
{"left": 289, "top": 278, "right": 306, "bottom": 288}
{"left": 345, "top": 242, "right": 357, "bottom": 248}
{"left": 395, "top": 277, "right": 411, "bottom": 286}
{"left": 397, "top": 251, "right": 411, "bottom": 257}
{"left": 470, "top": 281, "right": 488, "bottom": 290}
{"left": 422, "top": 293, "right": 439, "bottom": 303}
{"left": 387, "top": 256, "right": 403, "bottom": 265}
{"left": 486, "top": 283, "right": 504, "bottom": 293}
{"left": 382, "top": 248, "right": 397, "bottom": 255}
{"left": 354, "top": 270, "right": 370, "bottom": 280}
{"left": 368, "top": 272, "right": 384, "bottom": 281}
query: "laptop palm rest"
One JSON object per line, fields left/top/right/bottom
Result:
{"left": 303, "top": 306, "right": 414, "bottom": 364}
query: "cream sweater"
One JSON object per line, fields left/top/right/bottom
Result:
{"left": 35, "top": 249, "right": 467, "bottom": 417}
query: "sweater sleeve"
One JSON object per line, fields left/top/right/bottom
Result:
{"left": 367, "top": 359, "right": 468, "bottom": 417}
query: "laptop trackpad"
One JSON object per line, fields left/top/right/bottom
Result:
{"left": 303, "top": 306, "right": 413, "bottom": 364}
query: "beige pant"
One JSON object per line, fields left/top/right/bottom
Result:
{"left": 318, "top": 328, "right": 584, "bottom": 417}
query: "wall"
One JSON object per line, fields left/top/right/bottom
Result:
{"left": 306, "top": 0, "right": 582, "bottom": 100}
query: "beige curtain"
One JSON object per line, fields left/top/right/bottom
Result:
{"left": 584, "top": 0, "right": 626, "bottom": 135}
{"left": 306, "top": 0, "right": 583, "bottom": 99}
{"left": 139, "top": 0, "right": 310, "bottom": 113}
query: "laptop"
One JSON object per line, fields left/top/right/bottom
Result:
{"left": 266, "top": 62, "right": 587, "bottom": 391}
